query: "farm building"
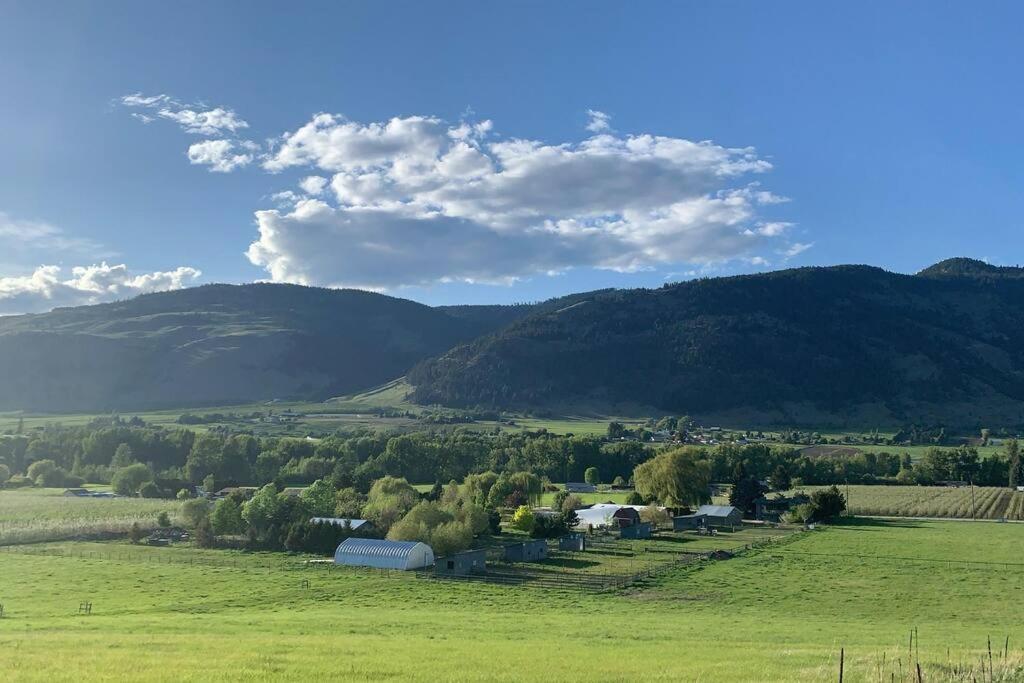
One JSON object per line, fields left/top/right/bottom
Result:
{"left": 566, "top": 482, "right": 597, "bottom": 493}
{"left": 504, "top": 539, "right": 548, "bottom": 562}
{"left": 215, "top": 486, "right": 258, "bottom": 500}
{"left": 435, "top": 549, "right": 487, "bottom": 576}
{"left": 333, "top": 538, "right": 435, "bottom": 570}
{"left": 559, "top": 533, "right": 587, "bottom": 551}
{"left": 63, "top": 488, "right": 90, "bottom": 497}
{"left": 309, "top": 517, "right": 374, "bottom": 533}
{"left": 673, "top": 505, "right": 743, "bottom": 531}
{"left": 620, "top": 522, "right": 653, "bottom": 539}
{"left": 574, "top": 503, "right": 642, "bottom": 529}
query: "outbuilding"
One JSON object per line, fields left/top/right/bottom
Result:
{"left": 673, "top": 504, "right": 743, "bottom": 531}
{"left": 566, "top": 482, "right": 597, "bottom": 493}
{"left": 435, "top": 549, "right": 487, "bottom": 576}
{"left": 574, "top": 503, "right": 642, "bottom": 529}
{"left": 504, "top": 539, "right": 548, "bottom": 562}
{"left": 333, "top": 538, "right": 435, "bottom": 570}
{"left": 559, "top": 533, "right": 587, "bottom": 551}
{"left": 620, "top": 522, "right": 653, "bottom": 539}
{"left": 309, "top": 517, "right": 374, "bottom": 533}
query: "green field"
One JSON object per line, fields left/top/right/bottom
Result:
{"left": 0, "top": 488, "right": 182, "bottom": 546}
{"left": 790, "top": 484, "right": 1024, "bottom": 520}
{"left": 1, "top": 518, "right": 1022, "bottom": 681}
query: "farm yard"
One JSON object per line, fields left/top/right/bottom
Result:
{"left": 0, "top": 519, "right": 1022, "bottom": 681}
{"left": 790, "top": 485, "right": 1024, "bottom": 520}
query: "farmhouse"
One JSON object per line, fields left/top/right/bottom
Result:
{"left": 504, "top": 539, "right": 548, "bottom": 562}
{"left": 566, "top": 482, "right": 597, "bottom": 493}
{"left": 673, "top": 504, "right": 743, "bottom": 531}
{"left": 435, "top": 548, "right": 487, "bottom": 576}
{"left": 333, "top": 538, "right": 435, "bottom": 570}
{"left": 215, "top": 486, "right": 258, "bottom": 500}
{"left": 309, "top": 517, "right": 374, "bottom": 533}
{"left": 620, "top": 522, "right": 653, "bottom": 539}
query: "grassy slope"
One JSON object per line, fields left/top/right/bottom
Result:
{"left": 1, "top": 519, "right": 1022, "bottom": 681}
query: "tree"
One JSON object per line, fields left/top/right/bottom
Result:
{"left": 129, "top": 521, "right": 145, "bottom": 543}
{"left": 607, "top": 422, "right": 626, "bottom": 439}
{"left": 632, "top": 447, "right": 711, "bottom": 506}
{"left": 510, "top": 505, "right": 535, "bottom": 532}
{"left": 111, "top": 443, "right": 135, "bottom": 468}
{"left": 176, "top": 488, "right": 193, "bottom": 500}
{"left": 156, "top": 511, "right": 172, "bottom": 527}
{"left": 807, "top": 485, "right": 846, "bottom": 521}
{"left": 551, "top": 489, "right": 570, "bottom": 511}
{"left": 301, "top": 478, "right": 336, "bottom": 517}
{"left": 202, "top": 474, "right": 216, "bottom": 493}
{"left": 768, "top": 465, "right": 791, "bottom": 492}
{"left": 334, "top": 487, "right": 365, "bottom": 518}
{"left": 242, "top": 483, "right": 282, "bottom": 538}
{"left": 111, "top": 463, "right": 153, "bottom": 495}
{"left": 210, "top": 497, "right": 245, "bottom": 535}
{"left": 27, "top": 459, "right": 59, "bottom": 486}
{"left": 639, "top": 505, "right": 671, "bottom": 528}
{"left": 139, "top": 481, "right": 163, "bottom": 498}
{"left": 584, "top": 467, "right": 600, "bottom": 486}
{"left": 181, "top": 498, "right": 211, "bottom": 528}
{"left": 1007, "top": 440, "right": 1023, "bottom": 490}
{"left": 361, "top": 476, "right": 419, "bottom": 533}
{"left": 611, "top": 476, "right": 627, "bottom": 488}
{"left": 729, "top": 476, "right": 766, "bottom": 515}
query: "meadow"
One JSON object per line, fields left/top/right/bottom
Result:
{"left": 0, "top": 519, "right": 1022, "bottom": 681}
{"left": 790, "top": 484, "right": 1024, "bottom": 520}
{"left": 0, "top": 488, "right": 182, "bottom": 546}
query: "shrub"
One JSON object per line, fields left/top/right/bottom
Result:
{"left": 210, "top": 497, "right": 245, "bottom": 535}
{"left": 139, "top": 482, "right": 163, "bottom": 499}
{"left": 551, "top": 489, "right": 570, "bottom": 511}
{"left": 128, "top": 522, "right": 145, "bottom": 544}
{"left": 111, "top": 463, "right": 153, "bottom": 496}
{"left": 181, "top": 498, "right": 211, "bottom": 529}
{"left": 511, "top": 505, "right": 535, "bottom": 532}
{"left": 156, "top": 511, "right": 172, "bottom": 527}
{"left": 612, "top": 476, "right": 627, "bottom": 488}
{"left": 560, "top": 494, "right": 584, "bottom": 514}
{"left": 584, "top": 467, "right": 600, "bottom": 485}
{"left": 176, "top": 488, "right": 194, "bottom": 500}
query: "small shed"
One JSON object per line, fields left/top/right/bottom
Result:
{"left": 673, "top": 514, "right": 706, "bottom": 531}
{"left": 333, "top": 538, "right": 435, "bottom": 570}
{"left": 674, "top": 505, "right": 742, "bottom": 531}
{"left": 63, "top": 488, "right": 90, "bottom": 497}
{"left": 566, "top": 482, "right": 597, "bottom": 493}
{"left": 620, "top": 522, "right": 653, "bottom": 539}
{"left": 435, "top": 548, "right": 487, "bottom": 576}
{"left": 504, "top": 539, "right": 548, "bottom": 562}
{"left": 559, "top": 533, "right": 587, "bottom": 551}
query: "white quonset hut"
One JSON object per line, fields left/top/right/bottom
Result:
{"left": 333, "top": 538, "right": 435, "bottom": 570}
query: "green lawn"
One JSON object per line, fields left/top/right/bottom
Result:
{"left": 1, "top": 519, "right": 1021, "bottom": 681}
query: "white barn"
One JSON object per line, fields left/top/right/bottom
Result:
{"left": 333, "top": 538, "right": 435, "bottom": 570}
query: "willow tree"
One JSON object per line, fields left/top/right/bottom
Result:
{"left": 633, "top": 447, "right": 711, "bottom": 507}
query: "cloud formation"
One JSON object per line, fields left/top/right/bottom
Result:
{"left": 187, "top": 139, "right": 255, "bottom": 172}
{"left": 0, "top": 263, "right": 201, "bottom": 315}
{"left": 120, "top": 93, "right": 249, "bottom": 135}
{"left": 247, "top": 112, "right": 794, "bottom": 288}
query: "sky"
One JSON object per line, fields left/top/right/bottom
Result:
{"left": 1, "top": 1, "right": 1023, "bottom": 313}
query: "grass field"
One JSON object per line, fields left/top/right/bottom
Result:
{"left": 1, "top": 518, "right": 1022, "bottom": 681}
{"left": 0, "top": 488, "right": 182, "bottom": 546}
{"left": 790, "top": 484, "right": 1024, "bottom": 520}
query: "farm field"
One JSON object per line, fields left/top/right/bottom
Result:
{"left": 0, "top": 519, "right": 1022, "bottom": 681}
{"left": 0, "top": 488, "right": 182, "bottom": 546}
{"left": 789, "top": 484, "right": 1024, "bottom": 520}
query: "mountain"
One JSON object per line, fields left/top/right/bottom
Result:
{"left": 409, "top": 262, "right": 1024, "bottom": 427}
{"left": 0, "top": 283, "right": 528, "bottom": 412}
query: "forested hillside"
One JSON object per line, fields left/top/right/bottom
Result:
{"left": 409, "top": 260, "right": 1024, "bottom": 427}
{"left": 0, "top": 283, "right": 523, "bottom": 412}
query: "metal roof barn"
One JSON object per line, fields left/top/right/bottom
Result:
{"left": 333, "top": 538, "right": 435, "bottom": 570}
{"left": 310, "top": 517, "right": 373, "bottom": 531}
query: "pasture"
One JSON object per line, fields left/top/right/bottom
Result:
{"left": 790, "top": 484, "right": 1024, "bottom": 520}
{"left": 0, "top": 519, "right": 1022, "bottom": 681}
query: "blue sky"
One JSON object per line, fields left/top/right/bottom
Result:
{"left": 2, "top": 1, "right": 1022, "bottom": 312}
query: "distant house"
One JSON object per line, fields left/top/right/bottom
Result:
{"left": 673, "top": 504, "right": 743, "bottom": 531}
{"left": 63, "top": 488, "right": 90, "bottom": 497}
{"left": 435, "top": 549, "right": 487, "bottom": 576}
{"left": 333, "top": 538, "right": 435, "bottom": 570}
{"left": 504, "top": 539, "right": 548, "bottom": 562}
{"left": 281, "top": 487, "right": 306, "bottom": 498}
{"left": 309, "top": 517, "right": 374, "bottom": 533}
{"left": 566, "top": 482, "right": 597, "bottom": 493}
{"left": 620, "top": 522, "right": 653, "bottom": 539}
{"left": 559, "top": 533, "right": 587, "bottom": 551}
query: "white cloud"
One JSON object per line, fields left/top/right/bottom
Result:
{"left": 120, "top": 93, "right": 249, "bottom": 136}
{"left": 298, "top": 175, "right": 328, "bottom": 196}
{"left": 585, "top": 109, "right": 613, "bottom": 133}
{"left": 0, "top": 263, "right": 201, "bottom": 315}
{"left": 783, "top": 242, "right": 813, "bottom": 258}
{"left": 187, "top": 139, "right": 254, "bottom": 172}
{"left": 246, "top": 113, "right": 791, "bottom": 288}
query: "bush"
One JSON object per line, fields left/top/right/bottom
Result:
{"left": 510, "top": 505, "right": 535, "bottom": 532}
{"left": 211, "top": 497, "right": 245, "bottom": 535}
{"left": 551, "top": 489, "right": 569, "bottom": 511}
{"left": 111, "top": 463, "right": 153, "bottom": 496}
{"left": 181, "top": 498, "right": 211, "bottom": 529}
{"left": 612, "top": 476, "right": 627, "bottom": 488}
{"left": 176, "top": 488, "right": 194, "bottom": 500}
{"left": 139, "top": 482, "right": 164, "bottom": 498}
{"left": 129, "top": 522, "right": 145, "bottom": 544}
{"left": 584, "top": 467, "right": 600, "bottom": 485}
{"left": 625, "top": 491, "right": 645, "bottom": 505}
{"left": 156, "top": 511, "right": 172, "bottom": 527}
